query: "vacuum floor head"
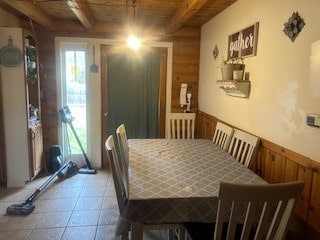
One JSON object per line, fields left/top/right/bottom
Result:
{"left": 78, "top": 167, "right": 97, "bottom": 174}
{"left": 6, "top": 202, "right": 35, "bottom": 215}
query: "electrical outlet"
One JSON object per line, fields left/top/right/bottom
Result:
{"left": 307, "top": 114, "right": 320, "bottom": 128}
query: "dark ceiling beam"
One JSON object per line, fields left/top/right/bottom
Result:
{"left": 65, "top": 0, "right": 95, "bottom": 31}
{"left": 126, "top": 0, "right": 140, "bottom": 34}
{"left": 166, "top": 0, "right": 208, "bottom": 34}
{"left": 2, "top": 0, "right": 54, "bottom": 28}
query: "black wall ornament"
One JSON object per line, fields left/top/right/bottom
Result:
{"left": 212, "top": 45, "right": 219, "bottom": 60}
{"left": 283, "top": 12, "right": 305, "bottom": 42}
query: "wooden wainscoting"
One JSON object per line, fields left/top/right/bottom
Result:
{"left": 196, "top": 111, "right": 320, "bottom": 240}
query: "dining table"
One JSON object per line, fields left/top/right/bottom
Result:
{"left": 116, "top": 138, "right": 266, "bottom": 239}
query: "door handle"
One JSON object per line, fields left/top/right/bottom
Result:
{"left": 104, "top": 112, "right": 108, "bottom": 117}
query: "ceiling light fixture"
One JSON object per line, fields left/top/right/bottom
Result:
{"left": 127, "top": 0, "right": 141, "bottom": 51}
{"left": 127, "top": 35, "right": 141, "bottom": 51}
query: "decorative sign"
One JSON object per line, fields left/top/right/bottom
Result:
{"left": 0, "top": 36, "right": 23, "bottom": 67}
{"left": 227, "top": 22, "right": 259, "bottom": 60}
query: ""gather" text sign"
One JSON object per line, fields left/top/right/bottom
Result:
{"left": 228, "top": 22, "right": 259, "bottom": 60}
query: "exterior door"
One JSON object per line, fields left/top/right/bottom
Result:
{"left": 101, "top": 45, "right": 167, "bottom": 168}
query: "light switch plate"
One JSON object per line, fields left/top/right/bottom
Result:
{"left": 307, "top": 114, "right": 320, "bottom": 128}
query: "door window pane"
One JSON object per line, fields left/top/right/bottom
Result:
{"left": 63, "top": 50, "right": 87, "bottom": 154}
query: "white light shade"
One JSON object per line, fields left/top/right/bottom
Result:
{"left": 127, "top": 35, "right": 141, "bottom": 51}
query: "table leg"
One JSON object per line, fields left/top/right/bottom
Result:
{"left": 131, "top": 222, "right": 143, "bottom": 240}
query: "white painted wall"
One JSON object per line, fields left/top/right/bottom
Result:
{"left": 0, "top": 10, "right": 28, "bottom": 187}
{"left": 199, "top": 0, "right": 320, "bottom": 162}
{"left": 0, "top": 27, "right": 30, "bottom": 187}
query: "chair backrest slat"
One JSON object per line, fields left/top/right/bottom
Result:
{"left": 214, "top": 181, "right": 304, "bottom": 240}
{"left": 168, "top": 113, "right": 195, "bottom": 139}
{"left": 116, "top": 124, "right": 129, "bottom": 190}
{"left": 213, "top": 122, "right": 234, "bottom": 150}
{"left": 228, "top": 129, "right": 259, "bottom": 168}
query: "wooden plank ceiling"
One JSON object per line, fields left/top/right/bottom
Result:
{"left": 0, "top": 0, "right": 237, "bottom": 33}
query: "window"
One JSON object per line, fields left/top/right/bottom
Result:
{"left": 60, "top": 43, "right": 87, "bottom": 159}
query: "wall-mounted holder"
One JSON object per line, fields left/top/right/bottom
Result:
{"left": 180, "top": 83, "right": 192, "bottom": 112}
{"left": 216, "top": 80, "right": 250, "bottom": 98}
{"left": 307, "top": 114, "right": 320, "bottom": 128}
{"left": 186, "top": 93, "right": 192, "bottom": 112}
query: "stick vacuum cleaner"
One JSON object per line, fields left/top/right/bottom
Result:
{"left": 59, "top": 106, "right": 97, "bottom": 174}
{"left": 7, "top": 160, "right": 74, "bottom": 215}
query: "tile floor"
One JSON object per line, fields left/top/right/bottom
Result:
{"left": 0, "top": 169, "right": 169, "bottom": 240}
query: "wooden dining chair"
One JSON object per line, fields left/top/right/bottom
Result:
{"left": 116, "top": 124, "right": 129, "bottom": 162}
{"left": 105, "top": 135, "right": 186, "bottom": 240}
{"left": 185, "top": 181, "right": 304, "bottom": 240}
{"left": 116, "top": 123, "right": 129, "bottom": 187}
{"left": 167, "top": 113, "right": 195, "bottom": 139}
{"left": 105, "top": 135, "right": 127, "bottom": 215}
{"left": 212, "top": 122, "right": 234, "bottom": 150}
{"left": 227, "top": 129, "right": 259, "bottom": 168}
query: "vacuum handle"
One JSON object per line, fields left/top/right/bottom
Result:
{"left": 68, "top": 122, "right": 92, "bottom": 169}
{"left": 26, "top": 160, "right": 72, "bottom": 203}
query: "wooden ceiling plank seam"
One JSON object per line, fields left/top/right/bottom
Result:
{"left": 2, "top": 0, "right": 54, "bottom": 28}
{"left": 66, "top": 0, "right": 95, "bottom": 31}
{"left": 166, "top": 0, "right": 208, "bottom": 34}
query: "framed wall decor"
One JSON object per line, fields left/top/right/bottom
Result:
{"left": 227, "top": 22, "right": 259, "bottom": 60}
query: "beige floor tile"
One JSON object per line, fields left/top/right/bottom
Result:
{"left": 67, "top": 210, "right": 100, "bottom": 227}
{"left": 56, "top": 177, "right": 86, "bottom": 188}
{"left": 0, "top": 214, "right": 10, "bottom": 229}
{"left": 46, "top": 198, "right": 78, "bottom": 212}
{"left": 79, "top": 186, "right": 105, "bottom": 197}
{"left": 83, "top": 178, "right": 107, "bottom": 187}
{"left": 0, "top": 170, "right": 140, "bottom": 240}
{"left": 0, "top": 189, "right": 35, "bottom": 201}
{"left": 0, "top": 213, "right": 42, "bottom": 231}
{"left": 25, "top": 176, "right": 51, "bottom": 189}
{"left": 104, "top": 185, "right": 116, "bottom": 197}
{"left": 54, "top": 187, "right": 82, "bottom": 198}
{"left": 62, "top": 225, "right": 97, "bottom": 240}
{"left": 95, "top": 224, "right": 117, "bottom": 240}
{"left": 0, "top": 229, "right": 31, "bottom": 240}
{"left": 99, "top": 209, "right": 119, "bottom": 225}
{"left": 0, "top": 188, "right": 21, "bottom": 199}
{"left": 26, "top": 227, "right": 65, "bottom": 240}
{"left": 37, "top": 188, "right": 59, "bottom": 200}
{"left": 101, "top": 196, "right": 118, "bottom": 210}
{"left": 35, "top": 211, "right": 72, "bottom": 228}
{"left": 74, "top": 196, "right": 103, "bottom": 211}
{"left": 0, "top": 201, "right": 18, "bottom": 215}
{"left": 32, "top": 199, "right": 52, "bottom": 213}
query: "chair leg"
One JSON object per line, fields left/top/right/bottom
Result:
{"left": 120, "top": 229, "right": 129, "bottom": 240}
{"left": 179, "top": 228, "right": 186, "bottom": 240}
{"left": 171, "top": 228, "right": 186, "bottom": 240}
{"left": 131, "top": 222, "right": 143, "bottom": 240}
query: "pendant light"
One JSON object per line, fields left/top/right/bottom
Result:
{"left": 127, "top": 0, "right": 141, "bottom": 51}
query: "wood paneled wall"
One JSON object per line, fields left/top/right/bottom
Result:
{"left": 196, "top": 111, "right": 320, "bottom": 240}
{"left": 171, "top": 28, "right": 200, "bottom": 113}
{"left": 35, "top": 26, "right": 200, "bottom": 164}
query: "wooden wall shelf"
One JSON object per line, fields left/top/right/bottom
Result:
{"left": 216, "top": 80, "right": 250, "bottom": 98}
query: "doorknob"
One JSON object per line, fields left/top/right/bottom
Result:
{"left": 104, "top": 112, "right": 108, "bottom": 117}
